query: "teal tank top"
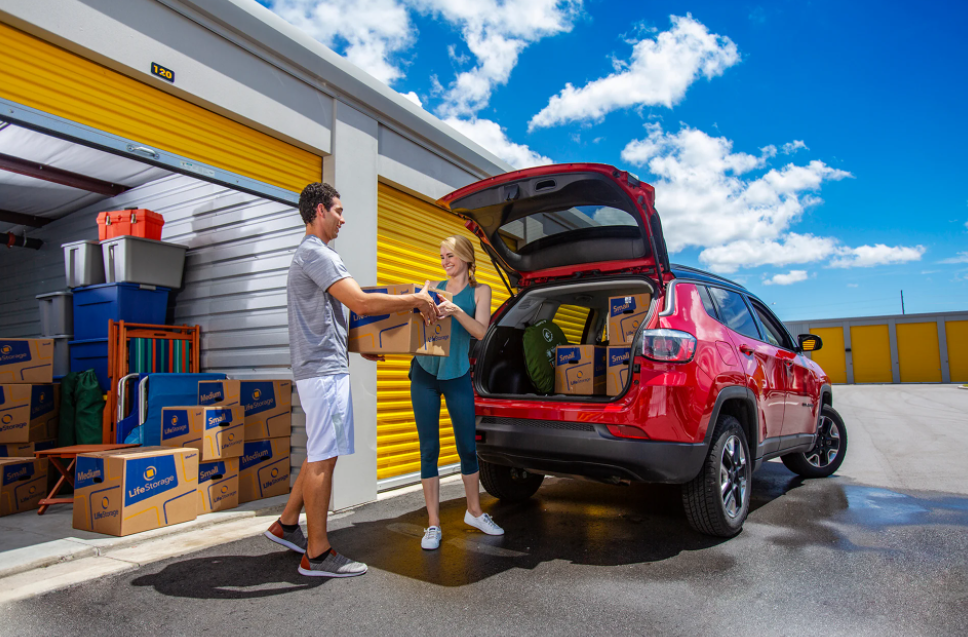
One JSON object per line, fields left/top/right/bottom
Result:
{"left": 416, "top": 281, "right": 476, "bottom": 380}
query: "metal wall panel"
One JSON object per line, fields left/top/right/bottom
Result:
{"left": 896, "top": 322, "right": 943, "bottom": 383}
{"left": 849, "top": 324, "right": 893, "bottom": 383}
{"left": 945, "top": 320, "right": 968, "bottom": 383}
{"left": 807, "top": 326, "right": 848, "bottom": 384}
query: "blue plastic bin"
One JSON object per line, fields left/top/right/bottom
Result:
{"left": 68, "top": 338, "right": 109, "bottom": 391}
{"left": 72, "top": 282, "right": 170, "bottom": 340}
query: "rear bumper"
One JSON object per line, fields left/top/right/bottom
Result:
{"left": 475, "top": 416, "right": 708, "bottom": 484}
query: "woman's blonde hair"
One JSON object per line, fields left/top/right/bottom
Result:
{"left": 441, "top": 235, "right": 477, "bottom": 287}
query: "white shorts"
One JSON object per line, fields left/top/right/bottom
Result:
{"left": 296, "top": 374, "right": 355, "bottom": 462}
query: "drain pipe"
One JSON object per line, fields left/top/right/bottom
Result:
{"left": 5, "top": 231, "right": 43, "bottom": 250}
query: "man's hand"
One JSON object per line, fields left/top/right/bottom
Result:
{"left": 414, "top": 280, "right": 439, "bottom": 325}
{"left": 360, "top": 353, "right": 385, "bottom": 362}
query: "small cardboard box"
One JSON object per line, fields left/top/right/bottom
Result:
{"left": 0, "top": 457, "right": 48, "bottom": 516}
{"left": 238, "top": 437, "right": 290, "bottom": 503}
{"left": 0, "top": 442, "right": 35, "bottom": 457}
{"left": 198, "top": 457, "right": 239, "bottom": 514}
{"left": 554, "top": 345, "right": 606, "bottom": 395}
{"left": 0, "top": 339, "right": 54, "bottom": 384}
{"left": 0, "top": 384, "right": 60, "bottom": 444}
{"left": 348, "top": 284, "right": 452, "bottom": 357}
{"left": 607, "top": 294, "right": 652, "bottom": 344}
{"left": 160, "top": 406, "right": 245, "bottom": 461}
{"left": 198, "top": 380, "right": 292, "bottom": 441}
{"left": 606, "top": 346, "right": 632, "bottom": 396}
{"left": 73, "top": 447, "right": 198, "bottom": 536}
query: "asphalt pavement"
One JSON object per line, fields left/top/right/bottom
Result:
{"left": 3, "top": 385, "right": 967, "bottom": 637}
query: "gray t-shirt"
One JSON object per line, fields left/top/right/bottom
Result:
{"left": 287, "top": 235, "right": 352, "bottom": 380}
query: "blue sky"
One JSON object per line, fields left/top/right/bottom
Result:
{"left": 258, "top": 0, "right": 968, "bottom": 321}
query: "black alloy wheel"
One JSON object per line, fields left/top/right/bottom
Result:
{"left": 781, "top": 405, "right": 848, "bottom": 478}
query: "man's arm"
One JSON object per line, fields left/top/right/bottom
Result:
{"left": 329, "top": 277, "right": 438, "bottom": 324}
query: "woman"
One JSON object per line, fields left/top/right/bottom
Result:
{"left": 410, "top": 235, "right": 504, "bottom": 550}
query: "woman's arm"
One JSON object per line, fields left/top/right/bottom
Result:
{"left": 436, "top": 284, "right": 491, "bottom": 340}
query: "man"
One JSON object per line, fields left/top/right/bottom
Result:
{"left": 265, "top": 182, "right": 438, "bottom": 578}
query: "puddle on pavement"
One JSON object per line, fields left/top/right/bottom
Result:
{"left": 838, "top": 485, "right": 968, "bottom": 528}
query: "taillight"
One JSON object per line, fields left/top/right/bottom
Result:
{"left": 641, "top": 329, "right": 697, "bottom": 363}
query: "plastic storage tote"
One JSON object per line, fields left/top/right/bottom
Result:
{"left": 69, "top": 338, "right": 109, "bottom": 391}
{"left": 52, "top": 334, "right": 71, "bottom": 378}
{"left": 36, "top": 291, "right": 73, "bottom": 336}
{"left": 62, "top": 240, "right": 106, "bottom": 288}
{"left": 97, "top": 208, "right": 165, "bottom": 241}
{"left": 100, "top": 236, "right": 187, "bottom": 289}
{"left": 72, "top": 283, "right": 170, "bottom": 340}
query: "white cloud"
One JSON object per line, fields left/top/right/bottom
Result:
{"left": 941, "top": 251, "right": 968, "bottom": 264}
{"left": 847, "top": 283, "right": 859, "bottom": 288}
{"left": 781, "top": 140, "right": 808, "bottom": 154}
{"left": 265, "top": 0, "right": 415, "bottom": 85}
{"left": 619, "top": 122, "right": 925, "bottom": 274}
{"left": 443, "top": 117, "right": 552, "bottom": 168}
{"left": 416, "top": 0, "right": 582, "bottom": 118}
{"left": 529, "top": 14, "right": 739, "bottom": 130}
{"left": 763, "top": 270, "right": 808, "bottom": 285}
{"left": 401, "top": 91, "right": 422, "bottom": 107}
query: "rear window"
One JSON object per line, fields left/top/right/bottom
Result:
{"left": 708, "top": 287, "right": 760, "bottom": 340}
{"left": 499, "top": 205, "right": 639, "bottom": 252}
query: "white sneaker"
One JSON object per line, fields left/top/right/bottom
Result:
{"left": 464, "top": 511, "right": 504, "bottom": 536}
{"left": 421, "top": 526, "right": 442, "bottom": 550}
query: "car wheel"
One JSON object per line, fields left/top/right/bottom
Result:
{"left": 479, "top": 460, "right": 544, "bottom": 502}
{"left": 682, "top": 415, "right": 752, "bottom": 538}
{"left": 781, "top": 405, "right": 848, "bottom": 478}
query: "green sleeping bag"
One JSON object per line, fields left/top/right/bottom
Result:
{"left": 523, "top": 319, "right": 569, "bottom": 394}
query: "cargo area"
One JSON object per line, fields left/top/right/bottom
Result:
{"left": 474, "top": 277, "right": 656, "bottom": 402}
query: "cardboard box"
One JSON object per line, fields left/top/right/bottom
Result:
{"left": 0, "top": 339, "right": 54, "bottom": 384}
{"left": 198, "top": 380, "right": 292, "bottom": 441}
{"left": 607, "top": 294, "right": 652, "bottom": 344}
{"left": 73, "top": 446, "right": 198, "bottom": 536}
{"left": 0, "top": 457, "right": 48, "bottom": 516}
{"left": 606, "top": 346, "right": 632, "bottom": 396}
{"left": 347, "top": 284, "right": 452, "bottom": 357}
{"left": 554, "top": 345, "right": 606, "bottom": 395}
{"left": 238, "top": 437, "right": 290, "bottom": 503}
{"left": 0, "top": 442, "right": 35, "bottom": 457}
{"left": 160, "top": 406, "right": 245, "bottom": 461}
{"left": 197, "top": 457, "right": 239, "bottom": 514}
{"left": 0, "top": 384, "right": 60, "bottom": 444}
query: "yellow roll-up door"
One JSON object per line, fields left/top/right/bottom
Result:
{"left": 850, "top": 324, "right": 893, "bottom": 383}
{"left": 896, "top": 322, "right": 942, "bottom": 383}
{"left": 945, "top": 320, "right": 968, "bottom": 383}
{"left": 0, "top": 23, "right": 321, "bottom": 193}
{"left": 807, "top": 327, "right": 847, "bottom": 384}
{"left": 375, "top": 184, "right": 588, "bottom": 481}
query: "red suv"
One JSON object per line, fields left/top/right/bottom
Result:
{"left": 439, "top": 163, "right": 848, "bottom": 537}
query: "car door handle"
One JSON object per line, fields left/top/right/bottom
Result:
{"left": 739, "top": 345, "right": 754, "bottom": 356}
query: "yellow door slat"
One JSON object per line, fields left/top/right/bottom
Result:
{"left": 896, "top": 322, "right": 942, "bottom": 383}
{"left": 0, "top": 22, "right": 321, "bottom": 193}
{"left": 945, "top": 321, "right": 968, "bottom": 383}
{"left": 850, "top": 324, "right": 893, "bottom": 383}
{"left": 807, "top": 327, "right": 848, "bottom": 384}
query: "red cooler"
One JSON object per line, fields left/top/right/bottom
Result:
{"left": 97, "top": 208, "right": 164, "bottom": 241}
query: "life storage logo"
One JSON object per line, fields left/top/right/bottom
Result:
{"left": 243, "top": 383, "right": 277, "bottom": 416}
{"left": 124, "top": 456, "right": 179, "bottom": 506}
{"left": 262, "top": 465, "right": 286, "bottom": 491}
{"left": 428, "top": 323, "right": 450, "bottom": 345}
{"left": 95, "top": 495, "right": 118, "bottom": 520}
{"left": 0, "top": 341, "right": 30, "bottom": 364}
{"left": 163, "top": 410, "right": 190, "bottom": 440}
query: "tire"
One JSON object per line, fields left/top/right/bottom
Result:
{"left": 681, "top": 415, "right": 752, "bottom": 538}
{"left": 781, "top": 405, "right": 848, "bottom": 478}
{"left": 479, "top": 459, "right": 544, "bottom": 502}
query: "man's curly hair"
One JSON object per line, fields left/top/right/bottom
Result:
{"left": 298, "top": 182, "right": 341, "bottom": 225}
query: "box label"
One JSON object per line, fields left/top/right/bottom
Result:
{"left": 0, "top": 341, "right": 31, "bottom": 366}
{"left": 75, "top": 457, "right": 104, "bottom": 489}
{"left": 242, "top": 382, "right": 277, "bottom": 417}
{"left": 240, "top": 440, "right": 273, "bottom": 471}
{"left": 610, "top": 296, "right": 640, "bottom": 317}
{"left": 163, "top": 409, "right": 191, "bottom": 440}
{"left": 30, "top": 385, "right": 54, "bottom": 419}
{"left": 199, "top": 461, "right": 226, "bottom": 482}
{"left": 2, "top": 461, "right": 33, "bottom": 485}
{"left": 609, "top": 348, "right": 630, "bottom": 367}
{"left": 124, "top": 455, "right": 179, "bottom": 506}
{"left": 198, "top": 384, "right": 225, "bottom": 405}
{"left": 205, "top": 409, "right": 234, "bottom": 430}
{"left": 556, "top": 347, "right": 581, "bottom": 366}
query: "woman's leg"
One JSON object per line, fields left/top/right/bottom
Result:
{"left": 410, "top": 360, "right": 442, "bottom": 527}
{"left": 441, "top": 372, "right": 482, "bottom": 516}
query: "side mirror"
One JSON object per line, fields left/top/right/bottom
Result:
{"left": 798, "top": 334, "right": 823, "bottom": 353}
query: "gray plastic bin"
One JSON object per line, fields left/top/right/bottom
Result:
{"left": 100, "top": 236, "right": 188, "bottom": 289}
{"left": 37, "top": 291, "right": 73, "bottom": 337}
{"left": 52, "top": 334, "right": 72, "bottom": 378}
{"left": 62, "top": 240, "right": 106, "bottom": 288}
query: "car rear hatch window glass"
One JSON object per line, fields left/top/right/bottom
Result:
{"left": 708, "top": 287, "right": 761, "bottom": 340}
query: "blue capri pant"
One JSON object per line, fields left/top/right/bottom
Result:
{"left": 409, "top": 359, "right": 479, "bottom": 479}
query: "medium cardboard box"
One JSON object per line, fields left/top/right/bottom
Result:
{"left": 198, "top": 457, "right": 239, "bottom": 514}
{"left": 73, "top": 446, "right": 198, "bottom": 536}
{"left": 554, "top": 345, "right": 606, "bottom": 395}
{"left": 348, "top": 284, "right": 452, "bottom": 357}
{"left": 0, "top": 457, "right": 48, "bottom": 516}
{"left": 606, "top": 346, "right": 632, "bottom": 396}
{"left": 198, "top": 380, "right": 292, "bottom": 441}
{"left": 160, "top": 406, "right": 245, "bottom": 461}
{"left": 238, "top": 437, "right": 290, "bottom": 503}
{"left": 0, "top": 339, "right": 54, "bottom": 384}
{"left": 0, "top": 384, "right": 60, "bottom": 444}
{"left": 607, "top": 294, "right": 652, "bottom": 344}
{"left": 0, "top": 442, "right": 35, "bottom": 457}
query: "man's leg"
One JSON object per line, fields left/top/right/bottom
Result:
{"left": 302, "top": 456, "right": 338, "bottom": 557}
{"left": 279, "top": 459, "right": 308, "bottom": 526}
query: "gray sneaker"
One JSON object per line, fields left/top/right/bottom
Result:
{"left": 298, "top": 549, "right": 368, "bottom": 578}
{"left": 264, "top": 519, "right": 307, "bottom": 554}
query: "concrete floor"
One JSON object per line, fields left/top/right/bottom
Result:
{"left": 2, "top": 385, "right": 967, "bottom": 636}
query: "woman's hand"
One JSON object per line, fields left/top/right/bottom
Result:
{"left": 435, "top": 298, "right": 461, "bottom": 318}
